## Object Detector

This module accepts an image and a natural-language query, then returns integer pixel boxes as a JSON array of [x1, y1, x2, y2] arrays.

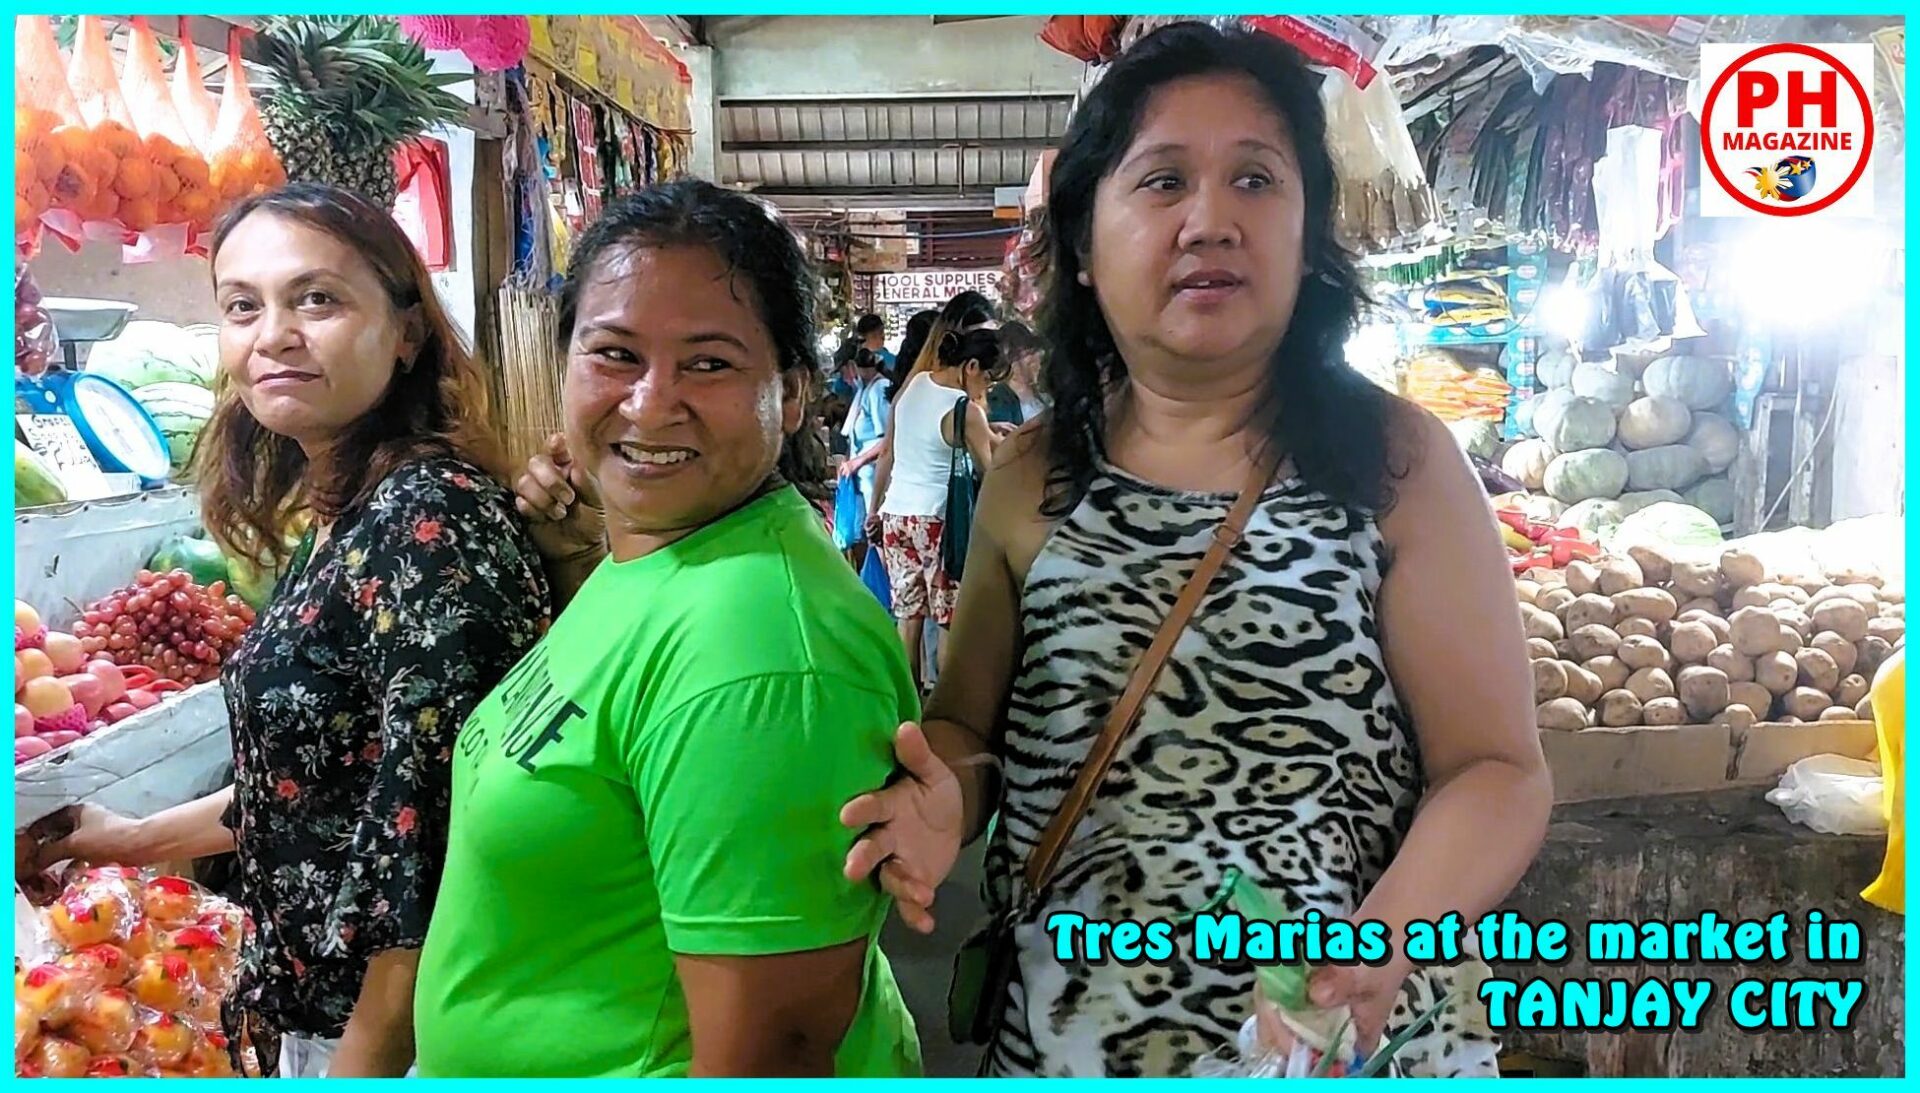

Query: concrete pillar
[[674, 44, 720, 182]]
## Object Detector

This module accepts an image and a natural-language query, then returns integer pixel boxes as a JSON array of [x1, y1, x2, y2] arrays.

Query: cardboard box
[[1543, 720, 1880, 804], [1543, 723, 1732, 804]]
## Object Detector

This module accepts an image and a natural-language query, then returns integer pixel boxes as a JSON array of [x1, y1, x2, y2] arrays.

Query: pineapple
[[250, 16, 467, 209]]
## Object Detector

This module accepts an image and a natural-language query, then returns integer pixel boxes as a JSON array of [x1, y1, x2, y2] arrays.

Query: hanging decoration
[[395, 15, 477, 51], [524, 16, 691, 132], [460, 16, 532, 72]]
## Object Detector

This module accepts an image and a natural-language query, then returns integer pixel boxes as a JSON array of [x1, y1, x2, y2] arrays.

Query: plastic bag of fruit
[[15, 262, 55, 378], [169, 24, 221, 159], [116, 17, 219, 263], [16, 865, 248, 1077], [13, 16, 96, 246], [40, 14, 147, 252], [205, 26, 286, 232]]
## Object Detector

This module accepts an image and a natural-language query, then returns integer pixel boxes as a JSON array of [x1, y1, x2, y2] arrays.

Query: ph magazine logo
[[1700, 43, 1876, 217]]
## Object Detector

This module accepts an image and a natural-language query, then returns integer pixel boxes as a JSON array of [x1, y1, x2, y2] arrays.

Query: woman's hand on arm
[[325, 949, 419, 1077], [513, 432, 606, 609], [841, 433, 1040, 932], [676, 941, 869, 1076], [1313, 404, 1550, 1047], [29, 789, 236, 872]]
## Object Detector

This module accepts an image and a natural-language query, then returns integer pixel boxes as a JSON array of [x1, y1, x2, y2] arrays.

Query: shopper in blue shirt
[[855, 313, 896, 373], [838, 345, 892, 541]]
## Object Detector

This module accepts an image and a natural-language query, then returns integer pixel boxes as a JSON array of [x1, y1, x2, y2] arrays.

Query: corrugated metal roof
[[719, 95, 1070, 201]]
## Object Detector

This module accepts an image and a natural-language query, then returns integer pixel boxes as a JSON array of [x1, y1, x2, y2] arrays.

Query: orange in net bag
[[65, 14, 143, 228], [116, 16, 218, 261], [120, 16, 216, 241], [13, 16, 105, 239], [206, 25, 286, 212]]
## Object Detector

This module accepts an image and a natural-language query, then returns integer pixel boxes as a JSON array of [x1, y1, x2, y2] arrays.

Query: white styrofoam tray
[[14, 681, 230, 828]]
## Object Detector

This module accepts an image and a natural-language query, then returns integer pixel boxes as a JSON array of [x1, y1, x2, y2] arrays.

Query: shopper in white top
[[869, 325, 1005, 691]]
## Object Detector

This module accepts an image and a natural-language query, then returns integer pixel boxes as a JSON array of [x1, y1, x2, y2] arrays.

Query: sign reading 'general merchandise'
[[873, 269, 1004, 305]]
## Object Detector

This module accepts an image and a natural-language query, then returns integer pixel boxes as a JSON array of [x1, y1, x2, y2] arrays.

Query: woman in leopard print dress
[[841, 23, 1549, 1077]]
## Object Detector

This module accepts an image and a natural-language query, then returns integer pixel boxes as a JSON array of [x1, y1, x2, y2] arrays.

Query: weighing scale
[[15, 296, 174, 492]]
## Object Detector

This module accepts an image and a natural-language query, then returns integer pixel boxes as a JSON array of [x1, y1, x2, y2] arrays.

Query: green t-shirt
[[412, 488, 923, 1077]]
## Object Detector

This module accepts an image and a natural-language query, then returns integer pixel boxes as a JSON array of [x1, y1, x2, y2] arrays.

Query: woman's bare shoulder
[[979, 418, 1058, 575]]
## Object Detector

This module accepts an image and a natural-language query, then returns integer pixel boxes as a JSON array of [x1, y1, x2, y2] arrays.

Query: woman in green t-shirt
[[411, 180, 923, 1078]]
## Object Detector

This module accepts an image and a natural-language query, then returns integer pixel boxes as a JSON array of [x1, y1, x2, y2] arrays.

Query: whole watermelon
[[148, 535, 230, 589], [134, 382, 216, 478], [84, 321, 211, 390]]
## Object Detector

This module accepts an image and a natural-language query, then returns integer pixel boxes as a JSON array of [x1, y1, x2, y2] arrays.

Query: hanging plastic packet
[[65, 15, 143, 236], [206, 26, 287, 215]]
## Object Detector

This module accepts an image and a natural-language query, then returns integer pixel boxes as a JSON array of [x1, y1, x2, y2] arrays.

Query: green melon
[[84, 321, 214, 392], [147, 535, 230, 589], [16, 440, 68, 508], [134, 382, 216, 479], [225, 552, 280, 611]]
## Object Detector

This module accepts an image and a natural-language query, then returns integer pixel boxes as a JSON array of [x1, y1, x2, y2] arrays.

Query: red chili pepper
[[1496, 510, 1532, 536], [146, 680, 187, 695]]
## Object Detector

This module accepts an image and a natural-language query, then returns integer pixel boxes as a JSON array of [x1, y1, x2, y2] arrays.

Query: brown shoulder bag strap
[[1020, 447, 1281, 898]]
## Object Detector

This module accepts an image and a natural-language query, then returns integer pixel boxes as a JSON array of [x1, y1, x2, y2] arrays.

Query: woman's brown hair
[[195, 182, 505, 566]]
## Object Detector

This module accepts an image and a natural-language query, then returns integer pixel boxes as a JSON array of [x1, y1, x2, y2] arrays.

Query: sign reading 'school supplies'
[[873, 269, 1004, 305]]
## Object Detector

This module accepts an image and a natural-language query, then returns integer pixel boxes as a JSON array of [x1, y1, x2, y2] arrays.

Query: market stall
[[488, 15, 693, 465]]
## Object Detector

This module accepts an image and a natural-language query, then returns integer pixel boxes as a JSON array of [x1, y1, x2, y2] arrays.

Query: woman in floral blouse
[[32, 184, 549, 1077]]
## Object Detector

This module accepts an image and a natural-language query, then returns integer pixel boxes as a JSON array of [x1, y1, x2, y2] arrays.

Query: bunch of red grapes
[[70, 571, 256, 686]]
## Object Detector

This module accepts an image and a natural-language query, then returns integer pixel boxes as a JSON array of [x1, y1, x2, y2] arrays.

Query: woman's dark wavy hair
[[555, 179, 832, 502], [1036, 21, 1394, 518], [198, 182, 505, 567]]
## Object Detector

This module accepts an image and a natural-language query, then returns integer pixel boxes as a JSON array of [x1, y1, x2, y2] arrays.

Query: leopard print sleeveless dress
[[980, 459, 1499, 1078]]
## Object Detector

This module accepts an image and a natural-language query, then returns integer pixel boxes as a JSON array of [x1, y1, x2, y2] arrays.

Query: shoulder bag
[[941, 396, 980, 580], [946, 448, 1280, 1052]]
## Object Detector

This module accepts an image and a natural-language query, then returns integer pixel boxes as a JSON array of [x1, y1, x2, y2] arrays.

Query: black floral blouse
[[218, 457, 549, 1042]]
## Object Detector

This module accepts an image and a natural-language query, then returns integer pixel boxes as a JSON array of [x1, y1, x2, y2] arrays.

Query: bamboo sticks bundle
[[495, 288, 564, 469]]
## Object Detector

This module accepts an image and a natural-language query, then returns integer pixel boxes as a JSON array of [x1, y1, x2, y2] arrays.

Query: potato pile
[[1519, 544, 1904, 731]]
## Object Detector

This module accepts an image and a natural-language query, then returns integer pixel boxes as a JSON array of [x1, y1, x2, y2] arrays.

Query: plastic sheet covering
[[1364, 15, 1795, 91]]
